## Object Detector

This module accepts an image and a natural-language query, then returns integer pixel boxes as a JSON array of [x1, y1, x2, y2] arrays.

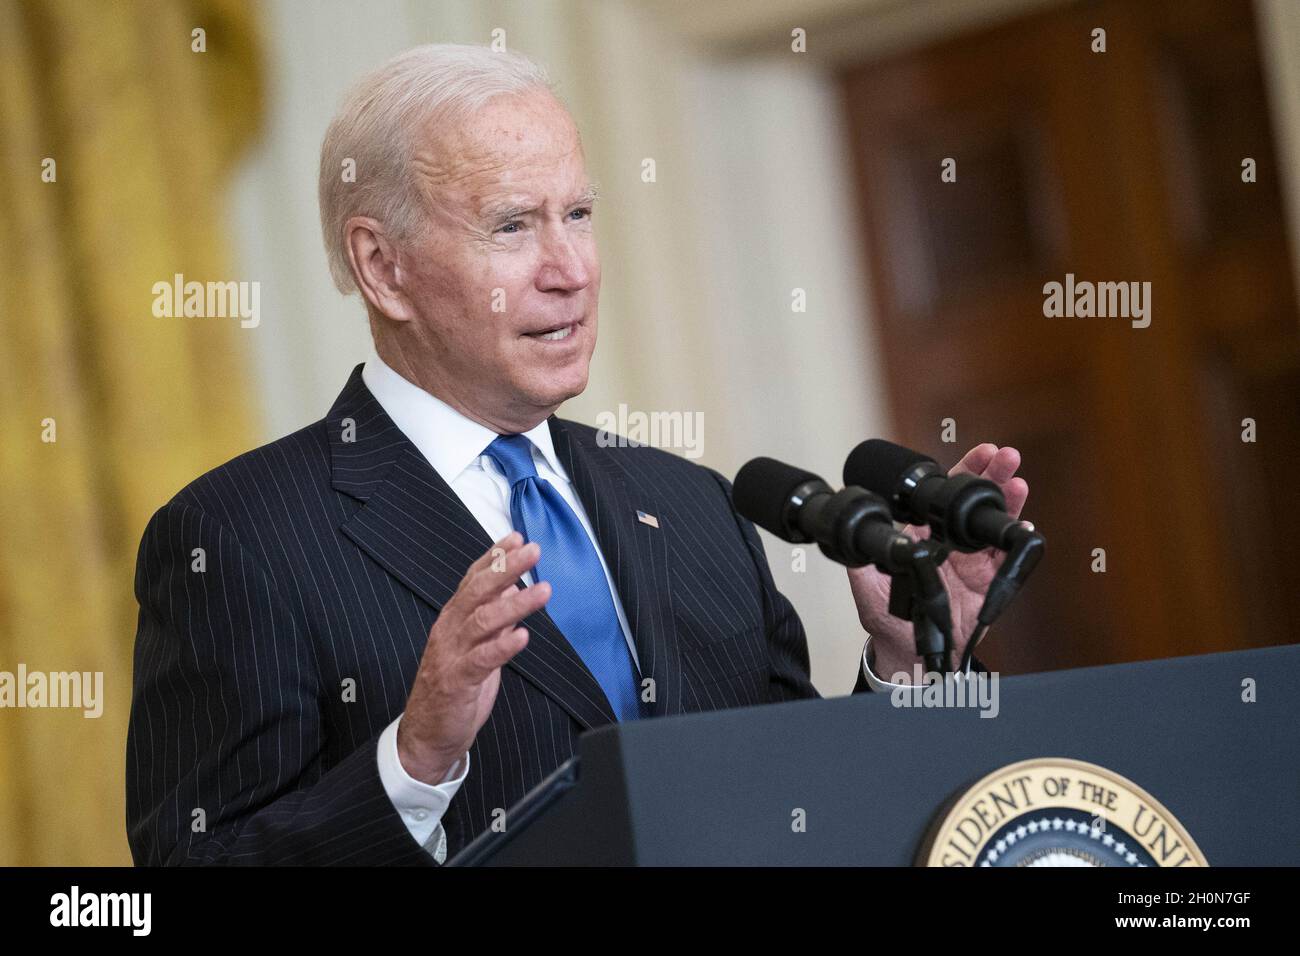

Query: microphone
[[843, 439, 1029, 553], [843, 439, 1045, 630], [732, 457, 915, 572], [733, 456, 955, 673]]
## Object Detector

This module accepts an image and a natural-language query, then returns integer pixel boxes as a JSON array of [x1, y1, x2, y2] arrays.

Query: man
[[127, 44, 1028, 866]]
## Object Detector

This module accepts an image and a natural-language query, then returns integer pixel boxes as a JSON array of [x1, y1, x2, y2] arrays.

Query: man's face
[[398, 88, 600, 429]]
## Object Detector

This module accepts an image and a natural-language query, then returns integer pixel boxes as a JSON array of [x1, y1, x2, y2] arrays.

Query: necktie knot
[[484, 434, 537, 486]]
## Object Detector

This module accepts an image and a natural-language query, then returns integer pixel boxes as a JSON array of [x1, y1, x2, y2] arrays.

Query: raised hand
[[846, 444, 1029, 680], [396, 532, 548, 783]]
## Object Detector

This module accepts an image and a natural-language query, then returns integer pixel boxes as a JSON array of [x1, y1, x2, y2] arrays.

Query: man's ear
[[344, 216, 416, 321]]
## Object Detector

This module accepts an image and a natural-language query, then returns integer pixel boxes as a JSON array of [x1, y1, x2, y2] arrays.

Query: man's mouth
[[523, 320, 579, 342]]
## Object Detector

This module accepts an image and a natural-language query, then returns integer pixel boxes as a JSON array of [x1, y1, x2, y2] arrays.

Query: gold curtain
[[0, 0, 263, 865]]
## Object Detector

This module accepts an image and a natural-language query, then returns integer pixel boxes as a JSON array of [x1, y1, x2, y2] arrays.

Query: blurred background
[[2, 0, 1297, 865]]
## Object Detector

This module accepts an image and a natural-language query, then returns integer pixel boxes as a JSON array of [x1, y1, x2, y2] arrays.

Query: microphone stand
[[885, 539, 954, 678], [780, 481, 958, 678], [957, 526, 1046, 674]]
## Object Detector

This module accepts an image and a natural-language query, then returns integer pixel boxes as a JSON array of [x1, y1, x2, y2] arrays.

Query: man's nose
[[535, 227, 592, 292]]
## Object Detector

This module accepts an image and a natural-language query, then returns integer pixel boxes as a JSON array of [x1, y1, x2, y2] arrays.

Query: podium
[[451, 644, 1299, 866]]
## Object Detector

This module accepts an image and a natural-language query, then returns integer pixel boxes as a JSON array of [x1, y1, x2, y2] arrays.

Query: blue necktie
[[483, 434, 644, 721]]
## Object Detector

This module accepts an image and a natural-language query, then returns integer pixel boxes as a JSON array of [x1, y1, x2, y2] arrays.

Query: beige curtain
[[0, 0, 263, 865]]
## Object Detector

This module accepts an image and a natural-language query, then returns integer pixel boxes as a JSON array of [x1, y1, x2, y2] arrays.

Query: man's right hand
[[396, 531, 547, 785]]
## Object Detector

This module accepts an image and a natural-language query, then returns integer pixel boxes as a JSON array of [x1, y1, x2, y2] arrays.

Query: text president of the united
[[126, 43, 1029, 865]]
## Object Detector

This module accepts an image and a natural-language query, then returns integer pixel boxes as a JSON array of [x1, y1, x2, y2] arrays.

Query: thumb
[[903, 523, 931, 541]]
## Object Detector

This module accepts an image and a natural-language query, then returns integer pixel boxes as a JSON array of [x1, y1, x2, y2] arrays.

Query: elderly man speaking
[[126, 44, 1028, 865]]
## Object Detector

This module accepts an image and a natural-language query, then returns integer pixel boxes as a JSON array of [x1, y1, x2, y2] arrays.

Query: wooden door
[[839, 0, 1299, 673]]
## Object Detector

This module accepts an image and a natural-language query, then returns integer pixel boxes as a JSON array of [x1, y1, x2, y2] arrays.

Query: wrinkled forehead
[[411, 90, 585, 203]]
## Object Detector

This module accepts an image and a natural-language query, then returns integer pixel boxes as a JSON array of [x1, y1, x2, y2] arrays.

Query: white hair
[[318, 43, 555, 294]]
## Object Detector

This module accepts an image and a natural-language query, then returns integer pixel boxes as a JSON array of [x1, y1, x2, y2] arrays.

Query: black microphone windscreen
[[733, 457, 823, 538], [843, 439, 936, 496]]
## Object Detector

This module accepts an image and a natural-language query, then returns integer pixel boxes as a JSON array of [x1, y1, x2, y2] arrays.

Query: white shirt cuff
[[377, 715, 470, 863], [860, 634, 918, 691]]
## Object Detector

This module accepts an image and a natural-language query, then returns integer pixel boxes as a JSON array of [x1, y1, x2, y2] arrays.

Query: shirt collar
[[360, 350, 566, 485]]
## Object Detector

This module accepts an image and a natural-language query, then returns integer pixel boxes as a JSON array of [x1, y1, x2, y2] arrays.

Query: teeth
[[537, 326, 573, 341]]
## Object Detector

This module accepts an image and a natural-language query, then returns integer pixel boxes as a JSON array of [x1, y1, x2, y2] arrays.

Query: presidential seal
[[919, 758, 1207, 867]]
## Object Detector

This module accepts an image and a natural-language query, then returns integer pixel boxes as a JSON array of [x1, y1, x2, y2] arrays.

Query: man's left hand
[[846, 443, 1029, 681]]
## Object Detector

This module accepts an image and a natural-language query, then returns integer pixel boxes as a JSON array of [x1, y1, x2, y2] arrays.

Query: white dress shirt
[[362, 351, 638, 862]]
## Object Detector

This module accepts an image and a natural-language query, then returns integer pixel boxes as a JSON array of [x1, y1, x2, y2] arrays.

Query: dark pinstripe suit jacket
[[127, 364, 863, 865]]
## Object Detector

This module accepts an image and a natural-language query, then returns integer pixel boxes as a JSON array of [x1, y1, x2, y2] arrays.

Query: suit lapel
[[328, 365, 617, 730], [550, 419, 683, 717]]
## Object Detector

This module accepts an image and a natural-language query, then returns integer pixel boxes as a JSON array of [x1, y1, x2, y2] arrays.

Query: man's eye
[[497, 221, 522, 235], [569, 207, 592, 222]]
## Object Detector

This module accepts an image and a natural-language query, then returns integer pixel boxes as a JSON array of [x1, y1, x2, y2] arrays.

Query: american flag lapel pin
[[635, 509, 660, 529]]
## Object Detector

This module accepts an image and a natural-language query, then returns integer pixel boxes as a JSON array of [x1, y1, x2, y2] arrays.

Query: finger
[[471, 580, 551, 637], [465, 627, 530, 678], [1003, 476, 1029, 519], [483, 530, 525, 562], [981, 446, 1022, 485], [459, 531, 526, 583], [493, 530, 524, 551], [462, 540, 541, 603], [948, 443, 998, 477], [902, 523, 932, 541]]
